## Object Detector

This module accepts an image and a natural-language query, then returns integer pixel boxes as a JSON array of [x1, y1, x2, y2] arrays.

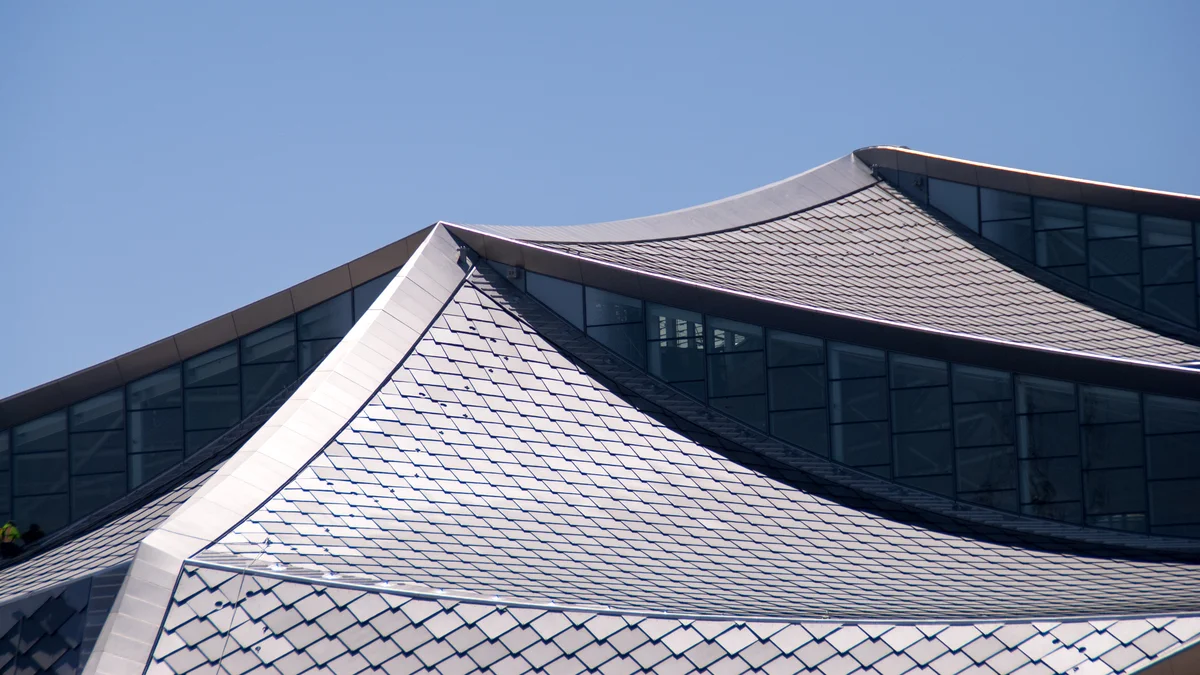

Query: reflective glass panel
[[1149, 479, 1200, 526], [891, 387, 950, 433], [768, 365, 826, 411], [1035, 229, 1085, 268], [982, 219, 1034, 260], [14, 452, 67, 496], [894, 431, 953, 477], [959, 489, 1018, 512], [129, 451, 183, 489], [771, 409, 828, 456], [587, 325, 646, 367], [709, 395, 767, 430], [1146, 434, 1200, 480], [70, 390, 124, 432], [13, 495, 69, 534], [186, 429, 226, 454], [585, 287, 642, 326], [957, 445, 1017, 492], [952, 365, 1010, 403], [646, 304, 703, 341], [1016, 376, 1074, 414], [1084, 468, 1145, 516], [1046, 264, 1087, 286], [241, 319, 297, 365], [13, 411, 68, 454], [185, 386, 241, 430], [1143, 216, 1192, 247], [70, 430, 125, 475], [708, 352, 765, 398], [1145, 396, 1200, 434], [980, 188, 1031, 221], [1142, 247, 1194, 285], [1034, 199, 1084, 231], [889, 354, 947, 389], [1018, 412, 1079, 459], [353, 269, 399, 320], [832, 422, 889, 469], [767, 331, 824, 367], [1024, 501, 1082, 523], [708, 317, 764, 353], [298, 292, 353, 341], [1088, 207, 1138, 239], [828, 343, 884, 379], [1144, 284, 1197, 326], [955, 401, 1015, 447], [1082, 423, 1144, 470], [128, 409, 183, 454], [647, 339, 704, 389], [127, 368, 182, 410], [0, 432, 7, 465], [897, 474, 954, 497], [928, 179, 979, 231], [184, 343, 239, 388], [830, 378, 887, 423], [526, 272, 584, 329], [1080, 386, 1139, 424], [299, 338, 343, 371], [1021, 457, 1082, 504], [242, 362, 299, 415], [1090, 274, 1141, 307], [1088, 238, 1140, 276], [71, 473, 126, 519]]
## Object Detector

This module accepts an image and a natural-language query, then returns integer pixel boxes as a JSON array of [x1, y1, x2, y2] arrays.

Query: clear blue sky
[[2, 1, 1198, 398]]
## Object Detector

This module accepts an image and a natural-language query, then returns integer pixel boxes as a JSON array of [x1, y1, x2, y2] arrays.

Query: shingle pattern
[[536, 183, 1200, 365], [0, 578, 91, 675], [151, 564, 1200, 675], [200, 275, 1200, 621]]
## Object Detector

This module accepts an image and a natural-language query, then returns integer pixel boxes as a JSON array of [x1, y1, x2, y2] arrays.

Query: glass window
[[1145, 396, 1200, 434], [1142, 247, 1194, 285], [1018, 412, 1079, 458], [980, 188, 1031, 221], [353, 269, 400, 320], [955, 401, 1014, 447], [1088, 237, 1140, 276], [129, 451, 183, 489], [14, 452, 67, 496], [768, 365, 826, 411], [832, 422, 889, 470], [646, 304, 704, 398], [891, 387, 950, 433], [185, 386, 241, 431], [0, 431, 8, 465], [1036, 229, 1085, 268], [709, 396, 767, 431], [708, 352, 765, 398], [768, 331, 824, 367], [897, 474, 954, 497], [186, 429, 226, 454], [128, 409, 183, 454], [299, 338, 343, 371], [1082, 423, 1144, 470], [1144, 284, 1197, 326], [830, 378, 887, 423], [298, 292, 353, 341], [1146, 434, 1200, 480], [1034, 199, 1084, 231], [646, 304, 703, 341], [828, 343, 884, 380], [242, 362, 299, 415], [982, 219, 1034, 260], [71, 473, 127, 520], [241, 319, 297, 365], [1149, 479, 1200, 526], [70, 390, 124, 432], [959, 489, 1018, 512], [70, 430, 125, 475], [526, 272, 584, 329], [13, 411, 68, 454], [585, 288, 642, 326], [13, 495, 69, 534], [184, 343, 239, 388], [957, 445, 1017, 492], [1085, 468, 1145, 517], [1081, 386, 1139, 424], [1143, 216, 1192, 247], [1088, 207, 1138, 239], [1016, 376, 1074, 414], [894, 431, 953, 477], [707, 317, 764, 353], [1045, 264, 1087, 286], [890, 354, 947, 389], [771, 410, 828, 456], [1090, 274, 1141, 307], [952, 365, 1010, 403], [1021, 457, 1082, 505], [487, 261, 525, 292], [127, 368, 182, 410], [928, 179, 979, 231], [587, 325, 646, 367]]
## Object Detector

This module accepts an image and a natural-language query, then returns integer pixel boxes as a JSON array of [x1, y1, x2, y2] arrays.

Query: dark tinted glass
[[127, 368, 182, 410], [298, 292, 353, 341], [129, 451, 183, 488], [982, 219, 1033, 260], [70, 430, 125, 475], [1142, 247, 1194, 285], [1018, 412, 1079, 459], [587, 324, 647, 367], [952, 365, 1010, 403], [771, 409, 828, 456], [1021, 457, 1082, 504], [708, 352, 765, 398], [1145, 396, 1200, 434], [980, 188, 1031, 221], [1035, 229, 1085, 267], [299, 338, 343, 371], [1046, 264, 1087, 286], [889, 354, 947, 388], [1143, 216, 1192, 247], [954, 401, 1014, 447], [830, 378, 887, 423], [185, 386, 241, 430], [1089, 274, 1141, 307], [585, 287, 642, 326], [1146, 434, 1200, 480], [1080, 386, 1139, 424], [70, 390, 124, 432], [928, 179, 979, 231], [14, 452, 67, 496], [1088, 237, 1140, 276], [647, 338, 705, 386], [891, 387, 950, 433], [957, 445, 1016, 492], [1023, 501, 1082, 523], [1082, 423, 1143, 470], [1034, 199, 1084, 231], [1084, 468, 1145, 516], [894, 431, 953, 477], [13, 412, 68, 454], [13, 495, 69, 533], [1088, 207, 1137, 239], [897, 474, 954, 497], [1149, 479, 1200, 526], [352, 269, 399, 320], [184, 343, 239, 388], [959, 489, 1018, 512], [828, 343, 885, 379], [832, 422, 889, 468], [71, 473, 126, 519], [186, 429, 226, 454], [526, 273, 584, 329], [708, 317, 764, 353], [768, 365, 826, 411], [1016, 376, 1074, 414], [241, 320, 297, 365], [646, 304, 703, 341], [767, 331, 823, 367], [709, 395, 766, 430], [1144, 284, 1197, 326], [242, 362, 299, 415], [128, 409, 183, 454]]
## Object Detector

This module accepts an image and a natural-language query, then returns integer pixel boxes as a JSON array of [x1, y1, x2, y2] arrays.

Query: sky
[[1, 1, 1198, 398]]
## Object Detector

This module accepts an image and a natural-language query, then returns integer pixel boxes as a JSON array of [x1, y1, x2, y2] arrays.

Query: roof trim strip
[[461, 153, 877, 244]]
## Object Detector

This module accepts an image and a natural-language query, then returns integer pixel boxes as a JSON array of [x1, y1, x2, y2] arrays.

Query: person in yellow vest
[[0, 520, 20, 559]]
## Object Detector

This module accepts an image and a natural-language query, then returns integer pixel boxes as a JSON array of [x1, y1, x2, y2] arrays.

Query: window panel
[[955, 401, 1015, 447], [980, 188, 1031, 221], [487, 261, 525, 292], [587, 324, 646, 367], [1089, 274, 1141, 307], [1089, 513, 1146, 533], [830, 378, 887, 423], [14, 452, 67, 496], [0, 432, 8, 467], [585, 287, 642, 326], [894, 431, 953, 477], [241, 319, 297, 365], [646, 304, 703, 341], [1145, 396, 1200, 434], [832, 422, 889, 469], [71, 473, 126, 520], [1085, 468, 1145, 516], [708, 352, 765, 398], [13, 412, 68, 454], [768, 365, 826, 411], [1016, 376, 1074, 414], [1021, 457, 1082, 505], [70, 390, 124, 432], [1144, 284, 1197, 326], [185, 386, 241, 431], [299, 338, 343, 371], [891, 387, 950, 433], [889, 354, 947, 389], [828, 343, 885, 380], [707, 317, 764, 353], [1046, 264, 1088, 286], [129, 451, 183, 489], [1035, 229, 1085, 268], [127, 368, 182, 410], [647, 338, 705, 387], [767, 331, 824, 367], [242, 362, 299, 415], [1080, 386, 1139, 424], [1034, 199, 1084, 231], [709, 396, 766, 430], [1143, 216, 1192, 247], [526, 273, 584, 329], [13, 495, 69, 534], [959, 489, 1018, 512], [1082, 423, 1144, 470], [771, 410, 828, 456], [128, 409, 183, 454], [186, 429, 226, 455], [353, 269, 400, 320], [1023, 501, 1082, 523], [1150, 479, 1200, 526], [1088, 237, 1140, 276], [1088, 207, 1138, 239], [952, 365, 1010, 403], [957, 445, 1017, 492], [982, 219, 1033, 260], [70, 430, 125, 475], [184, 343, 239, 388], [298, 292, 353, 341], [897, 474, 954, 497], [928, 179, 979, 231], [1146, 434, 1200, 480], [1018, 412, 1080, 459], [1142, 247, 1194, 285]]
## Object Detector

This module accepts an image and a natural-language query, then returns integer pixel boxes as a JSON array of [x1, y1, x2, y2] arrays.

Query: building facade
[[1, 147, 1198, 674]]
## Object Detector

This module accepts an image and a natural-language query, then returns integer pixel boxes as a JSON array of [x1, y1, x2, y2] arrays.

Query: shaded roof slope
[[516, 182, 1200, 364], [198, 270, 1200, 622]]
